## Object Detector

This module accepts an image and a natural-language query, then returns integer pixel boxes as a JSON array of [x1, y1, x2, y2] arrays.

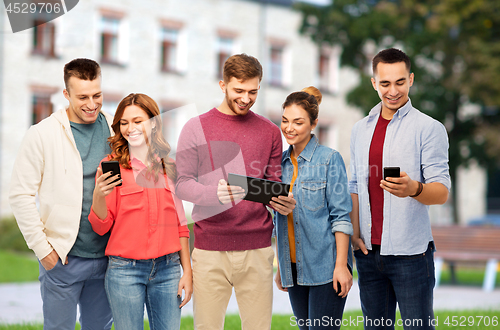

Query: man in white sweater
[[10, 59, 114, 330]]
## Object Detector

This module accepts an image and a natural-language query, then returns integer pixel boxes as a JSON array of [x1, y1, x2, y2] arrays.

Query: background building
[[2, 0, 487, 224], [0, 0, 363, 218]]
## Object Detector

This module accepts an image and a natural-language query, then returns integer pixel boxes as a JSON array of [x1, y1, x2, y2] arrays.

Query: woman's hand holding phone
[[91, 166, 122, 220], [95, 166, 122, 197]]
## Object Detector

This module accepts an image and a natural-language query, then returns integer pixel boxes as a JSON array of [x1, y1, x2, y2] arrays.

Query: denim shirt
[[349, 99, 451, 256], [275, 135, 353, 287]]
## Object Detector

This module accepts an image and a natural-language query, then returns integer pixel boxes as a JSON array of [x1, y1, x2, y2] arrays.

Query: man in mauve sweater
[[175, 53, 295, 330]]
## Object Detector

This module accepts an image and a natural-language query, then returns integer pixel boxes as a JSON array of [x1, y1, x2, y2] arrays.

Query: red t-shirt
[[368, 115, 391, 245]]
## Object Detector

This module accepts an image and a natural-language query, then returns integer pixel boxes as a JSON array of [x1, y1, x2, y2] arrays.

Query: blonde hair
[[301, 86, 322, 105]]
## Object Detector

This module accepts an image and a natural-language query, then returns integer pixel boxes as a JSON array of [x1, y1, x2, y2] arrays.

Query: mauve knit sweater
[[175, 108, 282, 251]]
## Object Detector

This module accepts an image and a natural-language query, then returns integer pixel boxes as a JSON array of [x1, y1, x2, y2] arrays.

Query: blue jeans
[[354, 243, 436, 330], [288, 263, 347, 330], [38, 255, 112, 330], [105, 253, 182, 330]]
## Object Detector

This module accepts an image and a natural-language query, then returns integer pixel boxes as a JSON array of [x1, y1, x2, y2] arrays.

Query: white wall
[[456, 163, 487, 224]]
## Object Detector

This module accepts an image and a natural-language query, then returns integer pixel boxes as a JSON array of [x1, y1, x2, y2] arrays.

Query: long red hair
[[108, 93, 177, 182]]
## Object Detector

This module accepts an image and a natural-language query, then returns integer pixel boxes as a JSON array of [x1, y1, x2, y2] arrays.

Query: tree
[[296, 0, 500, 223]]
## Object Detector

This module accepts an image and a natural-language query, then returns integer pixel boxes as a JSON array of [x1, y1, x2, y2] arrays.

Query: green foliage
[[346, 74, 380, 112], [0, 217, 30, 253], [296, 0, 500, 222]]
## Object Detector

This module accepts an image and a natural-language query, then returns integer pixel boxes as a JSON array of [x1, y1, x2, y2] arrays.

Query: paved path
[[1, 281, 499, 325]]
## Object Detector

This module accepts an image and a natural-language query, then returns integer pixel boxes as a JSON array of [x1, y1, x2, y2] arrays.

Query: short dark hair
[[223, 53, 263, 83], [63, 58, 101, 93], [372, 48, 411, 75]]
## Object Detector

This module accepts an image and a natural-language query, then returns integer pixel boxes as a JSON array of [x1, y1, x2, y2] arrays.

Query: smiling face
[[281, 103, 318, 155], [371, 61, 414, 118], [218, 77, 260, 116], [63, 76, 102, 124], [119, 105, 154, 149]]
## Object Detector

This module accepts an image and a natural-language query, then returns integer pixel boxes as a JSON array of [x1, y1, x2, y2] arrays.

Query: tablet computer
[[227, 173, 290, 205]]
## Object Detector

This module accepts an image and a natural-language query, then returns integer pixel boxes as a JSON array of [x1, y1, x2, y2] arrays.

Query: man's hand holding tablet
[[224, 173, 296, 215], [217, 179, 246, 204]]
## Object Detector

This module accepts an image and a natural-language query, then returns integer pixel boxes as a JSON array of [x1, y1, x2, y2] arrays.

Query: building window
[[318, 53, 330, 91], [100, 16, 120, 64], [161, 28, 179, 72], [161, 101, 186, 154], [32, 93, 53, 124], [317, 47, 340, 94], [317, 126, 328, 145], [269, 45, 284, 87], [32, 21, 56, 57], [216, 36, 234, 79]]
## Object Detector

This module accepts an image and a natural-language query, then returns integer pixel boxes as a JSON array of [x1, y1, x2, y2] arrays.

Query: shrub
[[0, 216, 31, 253]]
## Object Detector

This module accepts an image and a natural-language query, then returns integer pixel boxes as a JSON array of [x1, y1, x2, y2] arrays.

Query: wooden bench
[[432, 225, 500, 292]]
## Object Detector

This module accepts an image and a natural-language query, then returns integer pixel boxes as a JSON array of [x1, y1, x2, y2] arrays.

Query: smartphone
[[101, 161, 122, 186], [383, 167, 400, 183]]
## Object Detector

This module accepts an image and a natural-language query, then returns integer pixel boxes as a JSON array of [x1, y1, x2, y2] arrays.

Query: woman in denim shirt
[[271, 87, 353, 329]]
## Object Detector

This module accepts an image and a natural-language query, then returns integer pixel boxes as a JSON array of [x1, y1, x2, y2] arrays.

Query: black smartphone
[[101, 161, 122, 186], [383, 167, 400, 183]]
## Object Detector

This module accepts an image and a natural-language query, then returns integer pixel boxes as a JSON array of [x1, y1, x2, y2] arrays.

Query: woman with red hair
[[89, 93, 191, 330]]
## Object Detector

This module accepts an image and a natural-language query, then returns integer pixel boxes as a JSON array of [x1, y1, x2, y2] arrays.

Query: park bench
[[432, 225, 500, 292]]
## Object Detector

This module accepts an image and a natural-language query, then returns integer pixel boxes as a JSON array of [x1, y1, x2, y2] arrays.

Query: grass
[[0, 217, 39, 283], [6, 249, 498, 287], [439, 264, 500, 287], [1, 216, 497, 287], [0, 251, 38, 283], [1, 311, 499, 329], [1, 216, 499, 329], [0, 214, 498, 289]]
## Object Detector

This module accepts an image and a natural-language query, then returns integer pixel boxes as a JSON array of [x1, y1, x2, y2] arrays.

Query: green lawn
[[439, 264, 500, 287], [2, 247, 498, 288], [1, 217, 499, 329], [1, 216, 498, 287], [0, 250, 38, 283], [1, 311, 499, 329], [0, 249, 499, 329]]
